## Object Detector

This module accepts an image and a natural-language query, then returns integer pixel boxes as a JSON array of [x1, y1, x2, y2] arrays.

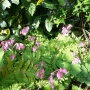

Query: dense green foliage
[[0, 0, 90, 90]]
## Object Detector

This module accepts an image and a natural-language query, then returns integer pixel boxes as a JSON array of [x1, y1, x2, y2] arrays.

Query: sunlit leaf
[[11, 0, 19, 5], [28, 3, 36, 16], [2, 0, 11, 10], [0, 36, 7, 41], [72, 85, 82, 90], [0, 28, 10, 40], [0, 20, 7, 28], [36, 0, 43, 6], [45, 19, 53, 32], [70, 64, 81, 75], [0, 48, 4, 68]]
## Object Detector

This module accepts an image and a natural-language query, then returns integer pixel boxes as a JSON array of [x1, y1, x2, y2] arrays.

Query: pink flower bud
[[11, 54, 16, 60], [36, 41, 40, 47], [79, 42, 84, 47], [28, 36, 35, 41], [67, 24, 72, 30], [32, 46, 37, 52], [41, 61, 45, 67]]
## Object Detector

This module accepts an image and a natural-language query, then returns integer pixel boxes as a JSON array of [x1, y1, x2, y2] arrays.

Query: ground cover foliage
[[0, 0, 90, 90]]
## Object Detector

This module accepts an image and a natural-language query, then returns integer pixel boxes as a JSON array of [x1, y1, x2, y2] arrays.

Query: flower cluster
[[57, 68, 68, 79], [28, 35, 40, 52], [36, 68, 45, 79], [36, 61, 45, 79], [1, 39, 15, 51], [32, 41, 40, 52], [72, 57, 81, 64], [20, 26, 29, 36], [49, 68, 68, 90], [61, 24, 72, 36], [71, 51, 81, 64], [15, 43, 25, 50]]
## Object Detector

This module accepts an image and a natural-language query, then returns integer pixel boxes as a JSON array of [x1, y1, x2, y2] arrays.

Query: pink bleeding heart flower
[[57, 69, 63, 79], [20, 26, 29, 36], [32, 46, 37, 52], [57, 68, 68, 79], [1, 39, 15, 51], [61, 24, 72, 36], [49, 72, 54, 90], [79, 42, 84, 47], [15, 43, 25, 50], [67, 24, 73, 30], [36, 41, 40, 47]]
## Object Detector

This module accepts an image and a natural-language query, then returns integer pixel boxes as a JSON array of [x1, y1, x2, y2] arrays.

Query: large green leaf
[[0, 48, 4, 68], [45, 19, 53, 32], [85, 63, 90, 72], [0, 28, 10, 41], [0, 35, 7, 41], [28, 3, 36, 16], [58, 0, 66, 6], [42, 0, 56, 9], [70, 64, 81, 76], [0, 20, 7, 28]]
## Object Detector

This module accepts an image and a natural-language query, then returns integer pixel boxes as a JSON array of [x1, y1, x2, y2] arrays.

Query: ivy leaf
[[45, 19, 53, 32], [11, 0, 19, 5], [0, 48, 4, 68], [2, 0, 11, 10], [28, 3, 36, 16]]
